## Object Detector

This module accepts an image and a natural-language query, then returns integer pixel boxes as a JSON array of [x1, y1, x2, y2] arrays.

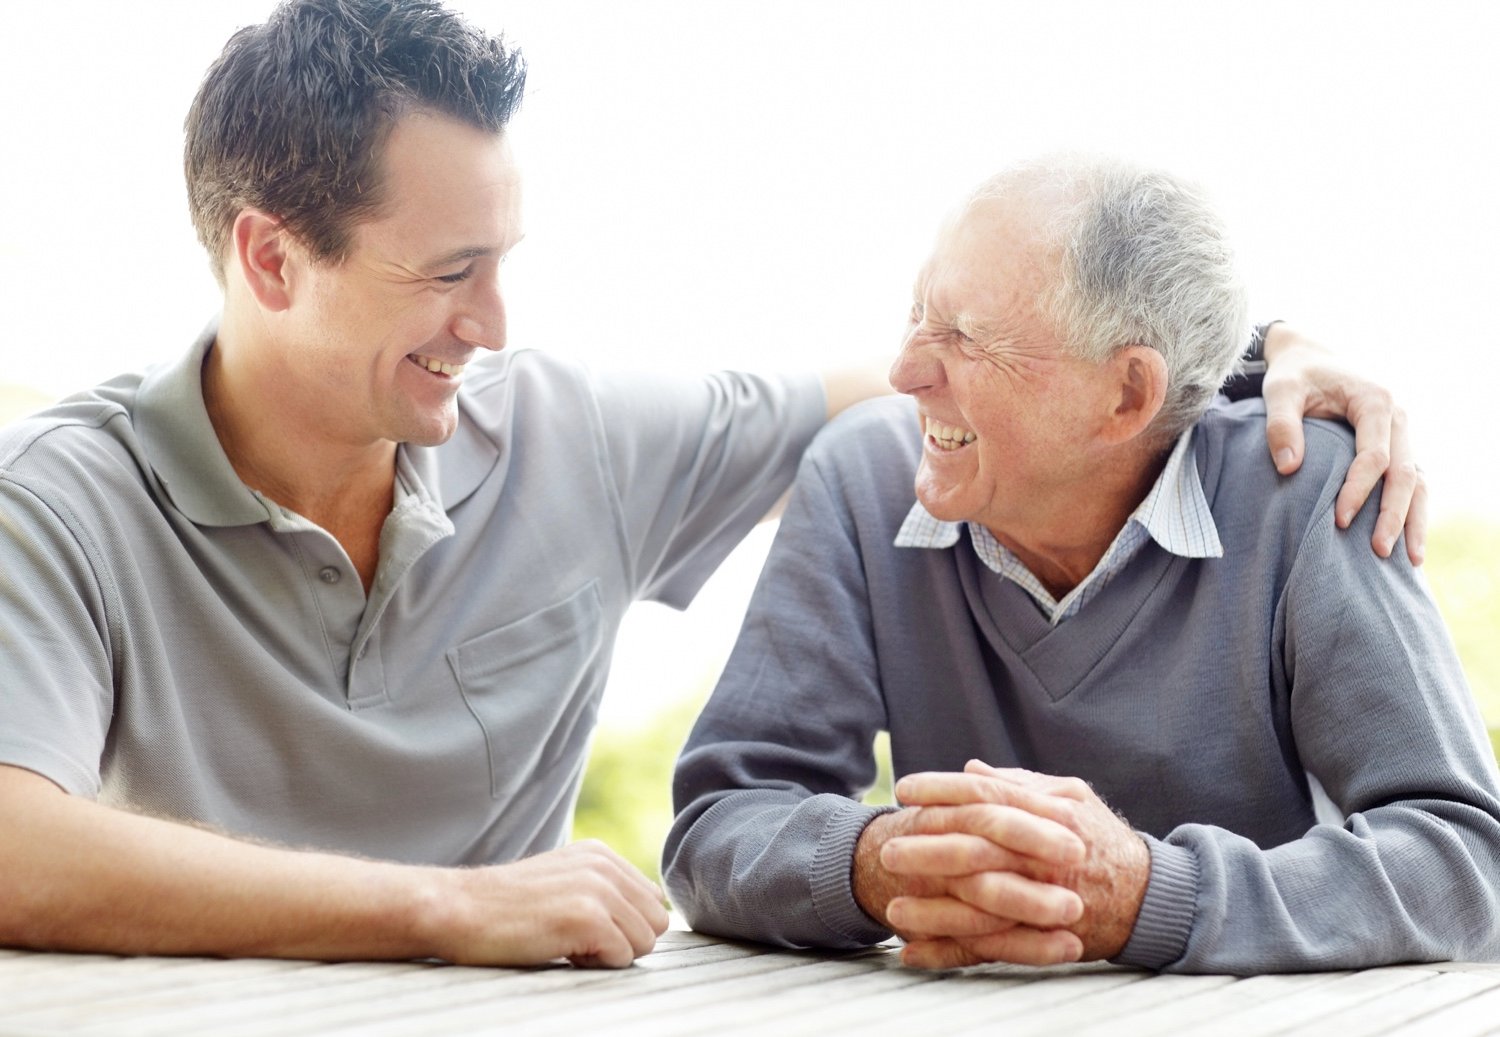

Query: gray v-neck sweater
[[665, 395, 1500, 972]]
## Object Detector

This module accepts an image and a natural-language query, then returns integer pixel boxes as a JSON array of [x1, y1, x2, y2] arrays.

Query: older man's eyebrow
[[954, 313, 994, 339]]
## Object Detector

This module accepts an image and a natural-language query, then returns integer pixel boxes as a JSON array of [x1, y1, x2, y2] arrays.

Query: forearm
[[1129, 794, 1500, 973], [0, 766, 437, 960], [1125, 470, 1500, 973], [665, 450, 895, 948], [664, 780, 891, 949], [819, 358, 896, 421]]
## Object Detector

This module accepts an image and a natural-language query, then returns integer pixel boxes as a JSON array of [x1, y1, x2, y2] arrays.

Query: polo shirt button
[[318, 566, 341, 584]]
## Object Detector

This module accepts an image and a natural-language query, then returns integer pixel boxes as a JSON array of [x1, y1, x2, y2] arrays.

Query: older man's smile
[[924, 415, 976, 452]]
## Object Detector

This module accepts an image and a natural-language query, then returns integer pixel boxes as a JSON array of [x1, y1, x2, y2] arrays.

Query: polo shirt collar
[[405, 393, 502, 512], [136, 320, 500, 527], [135, 322, 270, 528]]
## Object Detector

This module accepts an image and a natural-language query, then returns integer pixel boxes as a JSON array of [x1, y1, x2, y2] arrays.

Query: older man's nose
[[889, 334, 942, 396]]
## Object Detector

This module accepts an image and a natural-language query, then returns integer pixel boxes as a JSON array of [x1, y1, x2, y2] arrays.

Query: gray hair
[[974, 155, 1249, 438]]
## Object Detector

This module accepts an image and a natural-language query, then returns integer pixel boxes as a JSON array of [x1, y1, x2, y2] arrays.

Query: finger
[[898, 772, 1086, 844], [622, 879, 671, 938], [898, 771, 1070, 819], [963, 761, 1092, 801], [886, 895, 1020, 939], [570, 840, 671, 934], [901, 803, 1085, 866], [881, 832, 1023, 877], [1366, 406, 1417, 559], [1334, 415, 1393, 535], [1261, 377, 1311, 474], [1370, 460, 1419, 559], [566, 842, 670, 955], [607, 873, 671, 948], [901, 928, 1084, 970], [615, 902, 663, 960], [1404, 472, 1428, 566], [566, 922, 638, 969], [947, 869, 1084, 929]]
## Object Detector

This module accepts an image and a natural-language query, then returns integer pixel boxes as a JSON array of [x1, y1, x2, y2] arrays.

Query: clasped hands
[[852, 760, 1150, 970]]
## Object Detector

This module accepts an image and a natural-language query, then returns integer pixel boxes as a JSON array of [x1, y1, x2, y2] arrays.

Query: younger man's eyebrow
[[423, 245, 498, 272]]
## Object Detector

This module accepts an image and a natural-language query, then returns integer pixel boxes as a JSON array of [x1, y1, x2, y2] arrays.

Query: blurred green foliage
[[576, 517, 1500, 883], [0, 385, 51, 424], [1425, 517, 1500, 722], [573, 699, 895, 884], [570, 693, 704, 884]]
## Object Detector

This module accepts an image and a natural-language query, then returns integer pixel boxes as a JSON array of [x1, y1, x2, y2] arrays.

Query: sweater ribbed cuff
[[1113, 835, 1199, 970], [809, 801, 898, 947]]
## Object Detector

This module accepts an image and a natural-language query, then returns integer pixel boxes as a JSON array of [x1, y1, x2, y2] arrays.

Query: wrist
[[1258, 319, 1292, 363], [1219, 320, 1280, 402], [397, 864, 465, 962], [851, 810, 905, 926]]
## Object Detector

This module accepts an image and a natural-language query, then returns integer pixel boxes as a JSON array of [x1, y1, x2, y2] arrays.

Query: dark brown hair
[[184, 0, 526, 282]]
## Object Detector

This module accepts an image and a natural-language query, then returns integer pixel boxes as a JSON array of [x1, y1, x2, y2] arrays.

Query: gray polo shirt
[[0, 325, 824, 865]]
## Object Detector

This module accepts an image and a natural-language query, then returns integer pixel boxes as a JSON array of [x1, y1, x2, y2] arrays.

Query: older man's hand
[[852, 779, 1089, 966], [1262, 323, 1426, 564], [873, 761, 1151, 970]]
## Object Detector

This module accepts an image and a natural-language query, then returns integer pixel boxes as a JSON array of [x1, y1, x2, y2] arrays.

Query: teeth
[[411, 354, 466, 378], [924, 416, 976, 451]]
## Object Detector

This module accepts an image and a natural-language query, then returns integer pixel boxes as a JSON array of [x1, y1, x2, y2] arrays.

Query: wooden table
[[4, 929, 1500, 1036]]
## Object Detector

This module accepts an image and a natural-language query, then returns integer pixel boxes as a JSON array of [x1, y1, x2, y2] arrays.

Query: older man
[[664, 156, 1500, 972]]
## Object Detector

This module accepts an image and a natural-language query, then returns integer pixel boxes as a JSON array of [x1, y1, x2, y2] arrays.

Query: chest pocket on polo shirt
[[449, 581, 605, 800]]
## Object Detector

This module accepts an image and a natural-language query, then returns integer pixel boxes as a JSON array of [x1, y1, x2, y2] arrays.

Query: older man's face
[[889, 195, 1118, 536]]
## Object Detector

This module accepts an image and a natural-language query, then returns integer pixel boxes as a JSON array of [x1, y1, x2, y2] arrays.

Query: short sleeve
[[0, 474, 115, 795], [592, 369, 825, 608]]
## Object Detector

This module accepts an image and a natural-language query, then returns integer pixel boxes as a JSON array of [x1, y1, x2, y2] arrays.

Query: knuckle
[[1052, 800, 1083, 830], [1058, 777, 1091, 800], [1360, 446, 1391, 472]]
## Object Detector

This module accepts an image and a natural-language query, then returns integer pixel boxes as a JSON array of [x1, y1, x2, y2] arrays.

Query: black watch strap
[[1220, 320, 1281, 402]]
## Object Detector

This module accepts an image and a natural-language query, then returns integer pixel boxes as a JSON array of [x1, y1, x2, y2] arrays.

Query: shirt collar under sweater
[[893, 426, 1223, 625]]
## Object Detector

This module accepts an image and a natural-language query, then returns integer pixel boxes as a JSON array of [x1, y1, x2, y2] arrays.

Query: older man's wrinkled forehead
[[913, 179, 1068, 330]]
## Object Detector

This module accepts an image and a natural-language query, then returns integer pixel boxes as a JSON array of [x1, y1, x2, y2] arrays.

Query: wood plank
[[1375, 978, 1500, 1036], [235, 948, 837, 1036], [8, 960, 422, 1035], [266, 947, 820, 1036], [325, 954, 881, 1036], [1, 938, 1495, 1037], [966, 970, 1238, 1036], [1278, 970, 1500, 1037], [528, 958, 947, 1036], [1038, 970, 1351, 1036], [668, 964, 1144, 1036], [1166, 967, 1438, 1037]]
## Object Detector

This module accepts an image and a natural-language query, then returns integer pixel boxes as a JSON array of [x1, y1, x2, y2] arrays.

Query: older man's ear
[[1098, 345, 1168, 447]]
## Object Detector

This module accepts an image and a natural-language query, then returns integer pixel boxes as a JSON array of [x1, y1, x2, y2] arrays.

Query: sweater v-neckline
[[956, 536, 1184, 702]]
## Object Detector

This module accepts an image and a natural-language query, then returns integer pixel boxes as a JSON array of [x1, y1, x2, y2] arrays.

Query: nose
[[888, 324, 944, 396], [451, 268, 507, 352]]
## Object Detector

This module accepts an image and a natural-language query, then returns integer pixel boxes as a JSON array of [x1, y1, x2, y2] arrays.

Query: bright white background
[[3, 1, 1496, 721]]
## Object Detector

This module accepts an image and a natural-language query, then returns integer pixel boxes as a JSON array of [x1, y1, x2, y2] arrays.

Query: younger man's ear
[[1100, 345, 1168, 446], [229, 209, 296, 312]]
